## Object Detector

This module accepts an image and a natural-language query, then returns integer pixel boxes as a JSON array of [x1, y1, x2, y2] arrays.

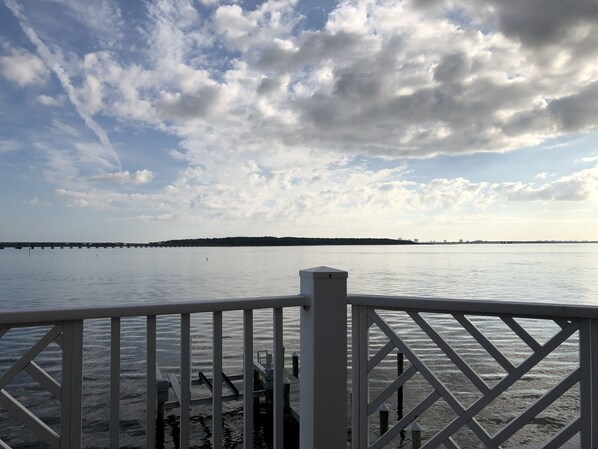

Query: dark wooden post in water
[[292, 352, 299, 378], [410, 422, 422, 449], [283, 377, 291, 415], [378, 403, 389, 435], [397, 350, 404, 420]]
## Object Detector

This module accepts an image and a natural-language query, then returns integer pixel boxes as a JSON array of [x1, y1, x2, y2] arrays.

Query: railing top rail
[[348, 294, 598, 320], [0, 294, 307, 326]]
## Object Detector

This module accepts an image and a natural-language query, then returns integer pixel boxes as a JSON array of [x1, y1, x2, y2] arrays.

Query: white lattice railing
[[2, 267, 598, 449], [349, 295, 598, 449]]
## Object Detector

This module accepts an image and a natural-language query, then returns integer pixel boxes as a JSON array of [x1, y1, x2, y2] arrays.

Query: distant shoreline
[[1, 237, 597, 249]]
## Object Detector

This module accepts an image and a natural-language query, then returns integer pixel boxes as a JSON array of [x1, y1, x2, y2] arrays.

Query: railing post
[[60, 320, 83, 449], [299, 266, 348, 449]]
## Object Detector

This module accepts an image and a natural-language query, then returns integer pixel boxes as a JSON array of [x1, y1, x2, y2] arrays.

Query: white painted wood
[[591, 319, 598, 446], [180, 313, 191, 449], [24, 361, 60, 399], [493, 368, 580, 445], [243, 309, 254, 449], [421, 321, 578, 448], [110, 317, 120, 449], [0, 325, 61, 389], [579, 319, 591, 447], [542, 420, 581, 449], [369, 391, 440, 449], [444, 438, 461, 449], [0, 389, 60, 448], [60, 323, 73, 449], [367, 340, 395, 373], [351, 305, 363, 449], [367, 365, 417, 415], [370, 310, 498, 447], [146, 316, 157, 449], [0, 295, 307, 325], [348, 294, 598, 320], [453, 314, 515, 373], [60, 320, 83, 449], [409, 312, 489, 394], [299, 267, 348, 449], [213, 311, 223, 449], [502, 317, 541, 351], [273, 307, 284, 449], [167, 371, 182, 404]]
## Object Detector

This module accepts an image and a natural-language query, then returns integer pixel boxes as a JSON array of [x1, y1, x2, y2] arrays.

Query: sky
[[1, 0, 597, 243]]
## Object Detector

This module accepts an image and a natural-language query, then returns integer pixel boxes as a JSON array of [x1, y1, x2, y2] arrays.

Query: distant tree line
[[152, 236, 416, 247]]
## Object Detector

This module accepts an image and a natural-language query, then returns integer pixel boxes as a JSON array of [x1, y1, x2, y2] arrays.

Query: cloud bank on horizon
[[0, 0, 597, 241]]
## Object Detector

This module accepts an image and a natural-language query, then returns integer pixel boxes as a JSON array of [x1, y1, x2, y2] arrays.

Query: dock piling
[[397, 350, 404, 420], [378, 403, 389, 435], [292, 352, 299, 378], [283, 377, 291, 415], [410, 422, 422, 449]]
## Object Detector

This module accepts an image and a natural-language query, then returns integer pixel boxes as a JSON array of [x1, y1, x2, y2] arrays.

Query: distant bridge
[[0, 242, 166, 250]]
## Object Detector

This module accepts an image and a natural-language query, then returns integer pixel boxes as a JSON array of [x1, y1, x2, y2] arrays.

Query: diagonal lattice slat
[[0, 326, 62, 389], [370, 391, 441, 449], [369, 310, 498, 448], [422, 320, 578, 448], [501, 317, 542, 352], [409, 312, 490, 394], [0, 325, 66, 449], [363, 308, 580, 449], [24, 361, 61, 399], [0, 389, 60, 448], [368, 365, 417, 415], [493, 368, 580, 445], [368, 341, 396, 373], [452, 314, 516, 374]]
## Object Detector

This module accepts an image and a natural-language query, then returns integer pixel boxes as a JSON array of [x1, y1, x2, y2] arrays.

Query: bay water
[[1, 244, 597, 448]]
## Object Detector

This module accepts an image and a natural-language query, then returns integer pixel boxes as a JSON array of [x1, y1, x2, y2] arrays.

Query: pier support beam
[[299, 267, 348, 449]]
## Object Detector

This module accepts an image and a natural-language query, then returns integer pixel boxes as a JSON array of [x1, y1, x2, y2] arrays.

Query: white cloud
[[0, 47, 48, 86], [90, 170, 154, 185], [4, 0, 122, 170], [576, 155, 598, 163], [492, 165, 598, 202], [0, 139, 21, 153], [37, 94, 62, 106], [5, 0, 598, 240], [132, 214, 177, 222]]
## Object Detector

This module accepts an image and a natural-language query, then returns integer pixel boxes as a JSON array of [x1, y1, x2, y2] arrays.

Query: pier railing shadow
[[1, 266, 597, 448]]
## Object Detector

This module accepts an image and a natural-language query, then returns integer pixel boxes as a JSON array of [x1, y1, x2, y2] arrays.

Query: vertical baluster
[[352, 305, 369, 449], [243, 310, 254, 449], [61, 320, 84, 449], [213, 311, 223, 449], [580, 319, 591, 447], [181, 313, 191, 449], [273, 308, 284, 449], [592, 319, 598, 445], [146, 316, 157, 449], [110, 317, 120, 449]]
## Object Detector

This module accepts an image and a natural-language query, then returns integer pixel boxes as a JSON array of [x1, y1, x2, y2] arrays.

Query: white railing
[[0, 295, 308, 449], [1, 267, 598, 449], [349, 294, 598, 448]]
